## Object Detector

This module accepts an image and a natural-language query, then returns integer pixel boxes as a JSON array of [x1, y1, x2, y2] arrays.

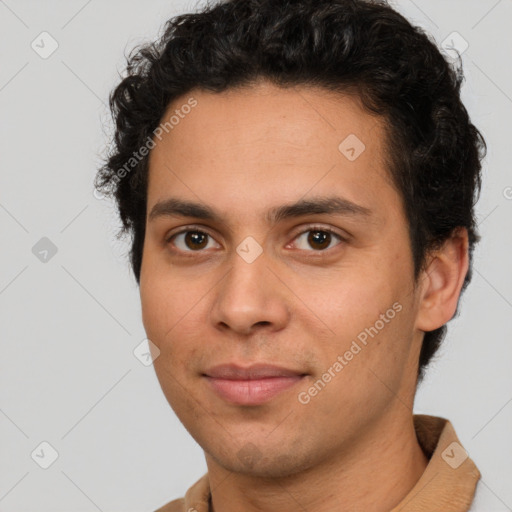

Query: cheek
[[305, 267, 397, 332], [298, 255, 413, 370], [139, 263, 184, 360], [139, 277, 167, 347], [140, 270, 202, 411], [139, 266, 210, 371], [140, 249, 192, 343]]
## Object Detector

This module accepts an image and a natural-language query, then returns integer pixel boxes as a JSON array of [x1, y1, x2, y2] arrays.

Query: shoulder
[[153, 472, 210, 512], [153, 497, 185, 512]]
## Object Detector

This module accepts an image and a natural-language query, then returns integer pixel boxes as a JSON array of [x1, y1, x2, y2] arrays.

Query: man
[[95, 0, 489, 510]]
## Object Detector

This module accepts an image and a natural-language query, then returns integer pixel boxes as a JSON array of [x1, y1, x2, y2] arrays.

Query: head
[[96, 0, 485, 477]]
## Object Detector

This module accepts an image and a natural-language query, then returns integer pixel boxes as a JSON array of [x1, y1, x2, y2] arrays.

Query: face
[[140, 81, 425, 478]]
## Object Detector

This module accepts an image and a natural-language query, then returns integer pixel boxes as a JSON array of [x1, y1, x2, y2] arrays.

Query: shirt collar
[[390, 414, 480, 511], [179, 414, 480, 512]]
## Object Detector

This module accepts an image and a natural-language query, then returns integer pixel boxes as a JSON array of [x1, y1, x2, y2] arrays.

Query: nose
[[209, 247, 291, 337]]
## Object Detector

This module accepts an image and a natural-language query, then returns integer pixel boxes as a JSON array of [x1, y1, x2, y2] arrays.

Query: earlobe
[[415, 228, 469, 333]]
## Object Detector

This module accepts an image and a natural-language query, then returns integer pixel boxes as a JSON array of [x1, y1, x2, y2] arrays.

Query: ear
[[415, 228, 469, 332]]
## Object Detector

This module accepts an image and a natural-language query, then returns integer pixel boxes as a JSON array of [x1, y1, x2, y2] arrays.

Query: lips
[[203, 363, 307, 405], [204, 363, 306, 379]]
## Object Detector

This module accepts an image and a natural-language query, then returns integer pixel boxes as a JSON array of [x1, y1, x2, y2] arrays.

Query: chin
[[209, 446, 317, 480]]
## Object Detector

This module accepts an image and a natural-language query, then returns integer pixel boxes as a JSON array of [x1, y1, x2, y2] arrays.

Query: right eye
[[166, 229, 221, 253]]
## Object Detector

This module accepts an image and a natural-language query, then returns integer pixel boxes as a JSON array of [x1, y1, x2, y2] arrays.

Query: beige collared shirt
[[155, 414, 481, 512]]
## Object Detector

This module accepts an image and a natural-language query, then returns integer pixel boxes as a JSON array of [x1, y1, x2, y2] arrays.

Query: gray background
[[1, 0, 511, 510]]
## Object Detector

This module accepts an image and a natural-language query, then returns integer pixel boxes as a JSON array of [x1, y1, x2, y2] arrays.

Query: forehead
[[146, 82, 396, 225]]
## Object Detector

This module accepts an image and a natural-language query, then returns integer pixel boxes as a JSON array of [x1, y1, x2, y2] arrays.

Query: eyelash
[[165, 225, 347, 255]]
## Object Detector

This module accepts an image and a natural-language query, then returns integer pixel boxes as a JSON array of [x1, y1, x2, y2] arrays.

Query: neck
[[206, 410, 429, 512]]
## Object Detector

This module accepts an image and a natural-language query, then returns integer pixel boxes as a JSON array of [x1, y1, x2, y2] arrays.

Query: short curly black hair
[[95, 0, 486, 383]]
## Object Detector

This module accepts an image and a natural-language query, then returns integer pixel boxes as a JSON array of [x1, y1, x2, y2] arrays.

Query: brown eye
[[292, 227, 344, 251], [308, 230, 331, 250], [184, 231, 208, 250], [168, 230, 220, 252]]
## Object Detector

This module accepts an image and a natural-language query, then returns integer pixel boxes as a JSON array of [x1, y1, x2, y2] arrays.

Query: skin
[[139, 80, 469, 512]]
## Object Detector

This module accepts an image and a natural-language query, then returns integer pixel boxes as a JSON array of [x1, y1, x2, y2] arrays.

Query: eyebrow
[[148, 195, 372, 225]]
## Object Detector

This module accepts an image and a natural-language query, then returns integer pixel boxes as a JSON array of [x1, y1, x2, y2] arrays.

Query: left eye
[[291, 228, 344, 251]]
